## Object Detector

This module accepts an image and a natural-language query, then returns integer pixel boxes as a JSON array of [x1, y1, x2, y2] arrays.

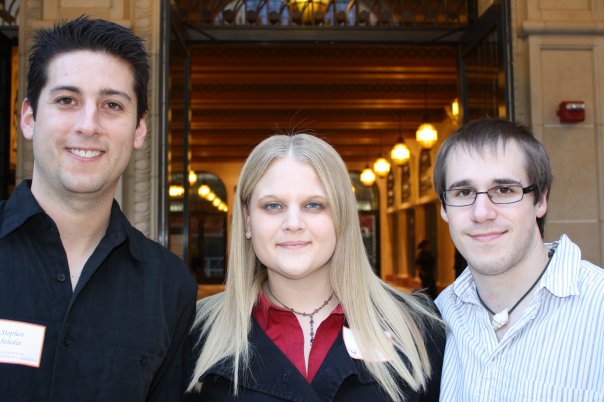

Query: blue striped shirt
[[435, 235, 604, 401]]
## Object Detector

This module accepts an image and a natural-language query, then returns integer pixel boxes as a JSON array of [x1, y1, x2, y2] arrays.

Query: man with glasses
[[433, 119, 603, 401]]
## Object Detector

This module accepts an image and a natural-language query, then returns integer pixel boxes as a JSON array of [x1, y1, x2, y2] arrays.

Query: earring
[[245, 231, 251, 239]]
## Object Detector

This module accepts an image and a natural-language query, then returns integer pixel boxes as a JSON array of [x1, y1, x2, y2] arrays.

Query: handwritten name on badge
[[0, 319, 46, 368], [342, 326, 391, 362]]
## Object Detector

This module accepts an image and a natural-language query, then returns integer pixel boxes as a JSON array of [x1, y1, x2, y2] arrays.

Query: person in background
[[416, 239, 437, 299], [0, 17, 197, 401], [185, 133, 445, 401], [433, 118, 604, 401], [453, 248, 467, 278]]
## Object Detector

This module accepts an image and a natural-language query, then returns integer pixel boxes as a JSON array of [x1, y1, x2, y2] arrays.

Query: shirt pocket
[[97, 347, 162, 402], [515, 379, 604, 402]]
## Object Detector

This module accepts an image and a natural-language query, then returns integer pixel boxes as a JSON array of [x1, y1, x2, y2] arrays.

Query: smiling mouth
[[278, 241, 309, 248], [469, 231, 505, 241], [67, 148, 104, 158]]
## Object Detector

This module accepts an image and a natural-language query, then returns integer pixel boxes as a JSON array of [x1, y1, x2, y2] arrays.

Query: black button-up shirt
[[0, 181, 197, 401]]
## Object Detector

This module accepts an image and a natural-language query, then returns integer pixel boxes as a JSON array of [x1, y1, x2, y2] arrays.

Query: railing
[[0, 1, 18, 26], [178, 0, 472, 29]]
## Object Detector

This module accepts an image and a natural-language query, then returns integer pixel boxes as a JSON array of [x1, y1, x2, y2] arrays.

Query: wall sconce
[[373, 156, 391, 177], [446, 98, 460, 126], [360, 165, 376, 186], [390, 136, 410, 165], [188, 170, 198, 186], [451, 98, 460, 118]]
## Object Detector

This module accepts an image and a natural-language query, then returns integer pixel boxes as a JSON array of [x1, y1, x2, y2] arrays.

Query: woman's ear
[[243, 204, 251, 239]]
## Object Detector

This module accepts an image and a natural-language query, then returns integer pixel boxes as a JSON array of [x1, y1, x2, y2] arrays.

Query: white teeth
[[69, 148, 103, 158]]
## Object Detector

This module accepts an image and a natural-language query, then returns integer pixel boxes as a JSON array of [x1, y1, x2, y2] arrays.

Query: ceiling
[[168, 42, 459, 169], [168, 0, 465, 169]]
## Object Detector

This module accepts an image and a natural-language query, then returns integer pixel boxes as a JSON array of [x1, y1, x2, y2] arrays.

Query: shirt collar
[[1, 180, 145, 263], [539, 234, 580, 298], [106, 199, 147, 263], [452, 268, 477, 304], [0, 180, 45, 239]]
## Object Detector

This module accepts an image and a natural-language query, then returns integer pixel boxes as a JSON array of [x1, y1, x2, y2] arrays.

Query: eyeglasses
[[442, 184, 535, 207]]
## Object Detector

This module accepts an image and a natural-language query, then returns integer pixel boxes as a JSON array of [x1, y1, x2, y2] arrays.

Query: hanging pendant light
[[373, 155, 391, 177], [391, 138, 410, 165], [391, 115, 410, 165], [197, 184, 211, 198], [360, 164, 376, 186], [373, 132, 391, 177], [169, 185, 185, 198], [416, 80, 438, 149], [416, 121, 438, 148]]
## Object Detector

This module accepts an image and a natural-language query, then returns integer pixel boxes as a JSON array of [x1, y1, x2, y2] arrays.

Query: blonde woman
[[186, 134, 444, 401]]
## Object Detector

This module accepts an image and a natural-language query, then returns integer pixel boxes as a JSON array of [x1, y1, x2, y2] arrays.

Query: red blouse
[[253, 292, 345, 382]]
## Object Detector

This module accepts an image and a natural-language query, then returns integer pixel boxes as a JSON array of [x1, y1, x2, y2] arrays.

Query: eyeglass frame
[[441, 184, 536, 207]]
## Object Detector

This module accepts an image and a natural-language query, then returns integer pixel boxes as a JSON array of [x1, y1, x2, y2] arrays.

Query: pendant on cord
[[477, 246, 558, 332], [490, 309, 509, 330]]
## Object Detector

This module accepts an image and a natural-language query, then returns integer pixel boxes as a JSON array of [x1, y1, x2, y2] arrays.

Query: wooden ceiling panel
[[169, 42, 458, 166]]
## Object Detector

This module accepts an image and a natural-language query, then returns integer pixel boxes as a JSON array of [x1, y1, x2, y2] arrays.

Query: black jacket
[[186, 314, 444, 401]]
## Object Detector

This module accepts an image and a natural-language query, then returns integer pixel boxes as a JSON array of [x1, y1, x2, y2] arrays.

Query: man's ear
[[133, 114, 147, 150], [440, 203, 449, 223], [536, 188, 548, 218], [21, 99, 35, 140]]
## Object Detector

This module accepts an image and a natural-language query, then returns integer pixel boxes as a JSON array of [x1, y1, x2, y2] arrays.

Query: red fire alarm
[[557, 101, 585, 123]]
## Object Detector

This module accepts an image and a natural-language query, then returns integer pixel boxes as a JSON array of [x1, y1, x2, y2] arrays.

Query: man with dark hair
[[0, 17, 197, 401], [434, 119, 604, 400]]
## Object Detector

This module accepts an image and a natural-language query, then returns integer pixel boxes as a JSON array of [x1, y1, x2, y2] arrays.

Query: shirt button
[[140, 356, 148, 366], [57, 273, 66, 282]]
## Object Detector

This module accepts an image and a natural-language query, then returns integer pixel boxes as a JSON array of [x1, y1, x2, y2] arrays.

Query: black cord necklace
[[476, 247, 556, 331], [266, 284, 335, 346]]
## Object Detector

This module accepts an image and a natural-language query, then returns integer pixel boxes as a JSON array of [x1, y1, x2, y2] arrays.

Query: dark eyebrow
[[447, 180, 472, 190], [492, 178, 523, 186], [49, 85, 81, 95], [48, 86, 132, 102], [447, 178, 523, 190], [99, 88, 132, 102]]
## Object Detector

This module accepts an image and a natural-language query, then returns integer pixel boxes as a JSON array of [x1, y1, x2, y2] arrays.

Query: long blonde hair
[[188, 133, 442, 401]]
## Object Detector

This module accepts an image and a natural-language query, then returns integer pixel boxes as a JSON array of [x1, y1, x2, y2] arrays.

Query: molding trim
[[521, 20, 604, 37]]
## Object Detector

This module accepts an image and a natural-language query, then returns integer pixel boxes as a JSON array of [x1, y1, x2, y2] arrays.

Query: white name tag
[[0, 319, 46, 368], [342, 326, 390, 362]]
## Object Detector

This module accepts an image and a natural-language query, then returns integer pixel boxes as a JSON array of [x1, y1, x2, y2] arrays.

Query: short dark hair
[[26, 16, 149, 123], [433, 119, 553, 237]]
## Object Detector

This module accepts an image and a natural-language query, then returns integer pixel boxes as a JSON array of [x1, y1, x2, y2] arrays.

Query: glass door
[[459, 1, 514, 123]]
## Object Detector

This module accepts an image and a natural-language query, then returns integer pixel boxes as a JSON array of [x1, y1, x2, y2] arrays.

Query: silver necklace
[[476, 247, 556, 331], [266, 285, 335, 346]]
